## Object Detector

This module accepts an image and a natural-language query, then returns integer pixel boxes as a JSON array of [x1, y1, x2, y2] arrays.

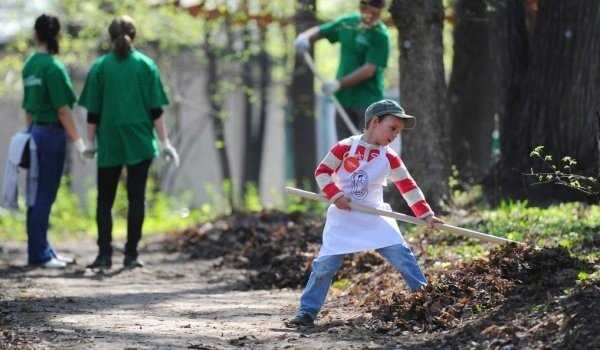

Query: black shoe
[[123, 255, 144, 269], [87, 255, 112, 269], [285, 313, 315, 328]]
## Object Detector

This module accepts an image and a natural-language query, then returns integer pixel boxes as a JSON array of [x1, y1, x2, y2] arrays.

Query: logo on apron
[[350, 170, 369, 200], [343, 154, 360, 172]]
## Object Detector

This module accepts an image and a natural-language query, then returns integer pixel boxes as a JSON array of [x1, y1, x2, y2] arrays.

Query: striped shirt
[[314, 137, 434, 218]]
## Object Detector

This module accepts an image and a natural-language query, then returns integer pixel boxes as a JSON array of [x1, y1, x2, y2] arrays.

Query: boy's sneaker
[[124, 255, 144, 269], [285, 313, 315, 328], [87, 255, 112, 269]]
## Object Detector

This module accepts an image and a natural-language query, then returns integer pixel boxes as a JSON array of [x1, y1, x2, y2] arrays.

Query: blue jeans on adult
[[297, 243, 427, 320], [26, 123, 66, 265]]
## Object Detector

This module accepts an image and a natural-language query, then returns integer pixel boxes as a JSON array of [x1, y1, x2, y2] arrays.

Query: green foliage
[[409, 185, 599, 265], [528, 145, 598, 195], [243, 183, 262, 212], [471, 201, 599, 258], [283, 182, 327, 215]]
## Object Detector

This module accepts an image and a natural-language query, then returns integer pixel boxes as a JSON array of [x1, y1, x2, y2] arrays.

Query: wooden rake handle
[[284, 186, 521, 245]]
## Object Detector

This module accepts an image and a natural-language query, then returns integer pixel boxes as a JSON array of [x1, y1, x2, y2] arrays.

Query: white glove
[[321, 80, 340, 96], [83, 147, 96, 159], [294, 33, 310, 53], [73, 138, 87, 161], [161, 139, 180, 168]]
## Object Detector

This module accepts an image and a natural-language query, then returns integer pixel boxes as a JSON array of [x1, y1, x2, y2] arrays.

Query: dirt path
[[0, 240, 415, 350]]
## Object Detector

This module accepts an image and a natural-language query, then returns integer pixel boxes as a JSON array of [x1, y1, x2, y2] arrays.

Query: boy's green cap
[[364, 99, 416, 129]]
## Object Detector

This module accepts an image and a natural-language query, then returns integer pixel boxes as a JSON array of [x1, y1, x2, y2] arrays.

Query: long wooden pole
[[285, 187, 521, 245]]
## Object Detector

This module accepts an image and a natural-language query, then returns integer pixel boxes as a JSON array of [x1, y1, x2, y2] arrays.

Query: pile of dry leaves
[[331, 243, 599, 349], [162, 210, 325, 289], [345, 244, 591, 332]]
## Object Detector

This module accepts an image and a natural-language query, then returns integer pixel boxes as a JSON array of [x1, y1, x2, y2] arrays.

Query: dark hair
[[365, 115, 382, 129], [108, 16, 136, 59], [365, 114, 404, 129], [360, 0, 386, 9], [34, 14, 61, 54]]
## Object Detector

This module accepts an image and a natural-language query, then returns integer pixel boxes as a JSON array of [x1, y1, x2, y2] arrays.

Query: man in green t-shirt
[[295, 0, 390, 140]]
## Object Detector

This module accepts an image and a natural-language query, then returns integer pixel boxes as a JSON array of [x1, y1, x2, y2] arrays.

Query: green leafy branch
[[525, 146, 599, 195]]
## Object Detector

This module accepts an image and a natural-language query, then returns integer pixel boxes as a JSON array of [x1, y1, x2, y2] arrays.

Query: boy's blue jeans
[[26, 124, 66, 265], [297, 243, 427, 320]]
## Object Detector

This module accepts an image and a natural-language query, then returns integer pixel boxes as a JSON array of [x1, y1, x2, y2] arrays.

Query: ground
[[1, 230, 597, 350], [0, 240, 426, 350]]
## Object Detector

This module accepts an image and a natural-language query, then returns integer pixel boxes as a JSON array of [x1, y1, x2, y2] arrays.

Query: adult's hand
[[161, 139, 180, 168], [82, 147, 96, 159], [73, 138, 88, 161], [321, 80, 341, 96], [294, 33, 310, 53]]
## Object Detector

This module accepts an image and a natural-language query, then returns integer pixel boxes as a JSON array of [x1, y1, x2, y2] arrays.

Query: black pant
[[96, 159, 152, 258], [335, 107, 366, 140]]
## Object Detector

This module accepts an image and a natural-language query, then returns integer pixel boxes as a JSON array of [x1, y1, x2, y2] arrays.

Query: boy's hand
[[334, 196, 352, 211], [425, 215, 444, 230]]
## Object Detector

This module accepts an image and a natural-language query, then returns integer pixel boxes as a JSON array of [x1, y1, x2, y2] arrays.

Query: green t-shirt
[[319, 12, 390, 109], [79, 50, 169, 167], [21, 52, 76, 123]]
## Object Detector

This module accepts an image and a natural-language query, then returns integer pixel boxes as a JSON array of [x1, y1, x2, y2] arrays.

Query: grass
[[0, 177, 217, 241]]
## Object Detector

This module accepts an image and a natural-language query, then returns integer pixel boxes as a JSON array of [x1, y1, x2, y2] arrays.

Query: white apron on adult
[[318, 135, 406, 257]]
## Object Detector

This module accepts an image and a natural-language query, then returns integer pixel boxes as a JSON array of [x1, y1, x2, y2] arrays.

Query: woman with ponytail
[[79, 16, 179, 269], [21, 14, 88, 268]]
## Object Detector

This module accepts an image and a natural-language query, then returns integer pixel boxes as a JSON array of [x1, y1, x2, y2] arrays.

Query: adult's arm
[[57, 106, 82, 142], [298, 26, 322, 44], [338, 63, 377, 89], [153, 114, 168, 142]]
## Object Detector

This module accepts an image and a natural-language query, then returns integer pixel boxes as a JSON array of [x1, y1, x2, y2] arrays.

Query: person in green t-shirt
[[79, 16, 179, 270], [22, 14, 88, 269], [294, 0, 390, 140]]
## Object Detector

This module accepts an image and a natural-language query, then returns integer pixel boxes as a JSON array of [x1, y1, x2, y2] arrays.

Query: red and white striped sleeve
[[386, 150, 434, 219], [314, 139, 352, 202]]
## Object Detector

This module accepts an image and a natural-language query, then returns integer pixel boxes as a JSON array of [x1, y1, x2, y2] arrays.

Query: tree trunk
[[390, 0, 449, 210], [241, 19, 271, 196], [448, 0, 496, 180], [241, 24, 258, 194], [204, 29, 235, 209], [484, 0, 529, 203], [256, 26, 270, 187], [497, 0, 600, 202], [290, 0, 317, 190], [484, 0, 530, 203]]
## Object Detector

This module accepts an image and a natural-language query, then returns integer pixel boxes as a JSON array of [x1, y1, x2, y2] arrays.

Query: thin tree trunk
[[204, 29, 235, 209], [390, 0, 449, 210], [290, 0, 317, 190], [241, 18, 271, 196], [241, 24, 257, 194], [256, 25, 270, 186]]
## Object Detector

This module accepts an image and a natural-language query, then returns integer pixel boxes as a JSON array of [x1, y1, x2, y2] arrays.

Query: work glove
[[321, 80, 340, 96], [73, 138, 88, 161], [83, 147, 96, 159], [294, 33, 310, 53], [161, 139, 180, 168]]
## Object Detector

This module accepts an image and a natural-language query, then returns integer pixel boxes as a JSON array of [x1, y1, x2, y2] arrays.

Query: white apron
[[318, 136, 406, 257]]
